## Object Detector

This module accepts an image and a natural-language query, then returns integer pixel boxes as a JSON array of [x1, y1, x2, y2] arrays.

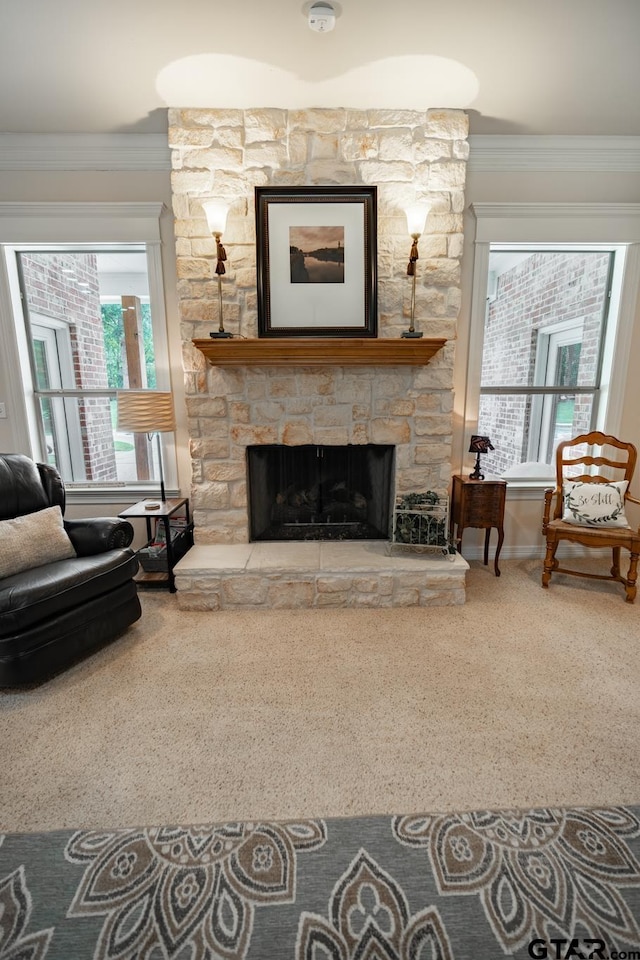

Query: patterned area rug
[[2, 805, 640, 959]]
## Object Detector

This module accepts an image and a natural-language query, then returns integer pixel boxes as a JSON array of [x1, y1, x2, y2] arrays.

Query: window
[[16, 246, 163, 485], [478, 249, 614, 477], [530, 317, 585, 463], [0, 202, 173, 495], [466, 204, 640, 488], [30, 317, 85, 479]]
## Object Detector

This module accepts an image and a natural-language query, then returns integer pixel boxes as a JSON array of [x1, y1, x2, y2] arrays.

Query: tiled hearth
[[174, 541, 468, 610]]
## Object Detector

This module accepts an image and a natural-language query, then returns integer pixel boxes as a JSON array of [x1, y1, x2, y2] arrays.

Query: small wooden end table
[[450, 475, 507, 576], [118, 497, 192, 593]]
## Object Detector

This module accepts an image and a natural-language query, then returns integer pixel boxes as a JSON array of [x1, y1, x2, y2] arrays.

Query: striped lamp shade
[[116, 391, 176, 433]]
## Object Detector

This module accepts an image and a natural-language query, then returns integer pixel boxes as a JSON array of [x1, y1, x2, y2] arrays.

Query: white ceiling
[[1, 0, 639, 137]]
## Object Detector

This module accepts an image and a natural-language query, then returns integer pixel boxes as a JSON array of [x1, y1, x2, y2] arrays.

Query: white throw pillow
[[0, 505, 76, 579], [562, 479, 630, 527]]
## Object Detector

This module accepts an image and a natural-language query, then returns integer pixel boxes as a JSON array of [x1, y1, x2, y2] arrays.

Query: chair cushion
[[0, 549, 139, 638], [546, 518, 638, 544], [562, 479, 630, 527], [0, 506, 76, 579]]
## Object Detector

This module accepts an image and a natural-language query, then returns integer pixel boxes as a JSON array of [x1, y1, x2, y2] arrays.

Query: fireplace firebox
[[247, 444, 394, 541]]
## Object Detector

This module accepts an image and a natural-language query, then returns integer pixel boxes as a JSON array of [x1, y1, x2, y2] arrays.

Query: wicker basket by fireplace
[[391, 492, 455, 558]]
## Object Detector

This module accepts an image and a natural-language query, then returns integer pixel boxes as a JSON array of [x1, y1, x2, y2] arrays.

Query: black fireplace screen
[[247, 444, 394, 541]]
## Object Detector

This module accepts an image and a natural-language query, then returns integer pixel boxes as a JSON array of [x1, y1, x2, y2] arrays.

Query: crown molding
[[468, 135, 640, 172], [0, 133, 171, 171], [469, 201, 640, 244], [470, 201, 640, 219], [1, 132, 638, 174], [0, 201, 165, 219], [0, 201, 166, 243]]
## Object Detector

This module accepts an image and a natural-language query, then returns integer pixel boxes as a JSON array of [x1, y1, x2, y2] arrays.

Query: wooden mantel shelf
[[193, 337, 447, 367]]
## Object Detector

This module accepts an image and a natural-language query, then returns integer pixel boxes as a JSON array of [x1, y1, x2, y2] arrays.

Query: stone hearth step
[[174, 541, 468, 610]]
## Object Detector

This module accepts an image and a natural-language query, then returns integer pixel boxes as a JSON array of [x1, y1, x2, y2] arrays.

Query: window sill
[[65, 486, 181, 506], [503, 480, 555, 500]]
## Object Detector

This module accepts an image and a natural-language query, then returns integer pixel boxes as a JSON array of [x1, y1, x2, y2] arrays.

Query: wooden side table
[[118, 497, 193, 593], [450, 475, 507, 576]]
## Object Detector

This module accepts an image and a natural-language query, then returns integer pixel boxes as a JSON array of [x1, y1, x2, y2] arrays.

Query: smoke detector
[[308, 1, 336, 32]]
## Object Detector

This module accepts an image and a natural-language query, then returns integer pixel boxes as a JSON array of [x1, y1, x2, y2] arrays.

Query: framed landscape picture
[[255, 185, 377, 338]]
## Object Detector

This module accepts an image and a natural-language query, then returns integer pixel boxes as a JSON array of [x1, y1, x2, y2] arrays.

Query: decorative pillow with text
[[0, 505, 76, 579], [562, 479, 630, 527]]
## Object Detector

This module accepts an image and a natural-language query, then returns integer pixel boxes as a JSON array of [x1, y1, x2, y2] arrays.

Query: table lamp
[[117, 391, 176, 506], [469, 434, 495, 480]]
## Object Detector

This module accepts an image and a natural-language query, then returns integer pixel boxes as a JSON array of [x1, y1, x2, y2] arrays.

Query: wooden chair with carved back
[[542, 431, 640, 602]]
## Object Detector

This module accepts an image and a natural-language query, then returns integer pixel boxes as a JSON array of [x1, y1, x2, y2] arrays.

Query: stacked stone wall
[[169, 107, 469, 542]]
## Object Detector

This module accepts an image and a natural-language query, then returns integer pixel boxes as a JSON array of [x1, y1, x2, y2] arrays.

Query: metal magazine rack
[[390, 491, 455, 559]]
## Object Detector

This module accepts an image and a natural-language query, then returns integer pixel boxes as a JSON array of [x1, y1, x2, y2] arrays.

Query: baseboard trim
[[461, 544, 611, 561]]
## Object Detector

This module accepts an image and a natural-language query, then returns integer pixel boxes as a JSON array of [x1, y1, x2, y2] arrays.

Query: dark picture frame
[[255, 185, 377, 338]]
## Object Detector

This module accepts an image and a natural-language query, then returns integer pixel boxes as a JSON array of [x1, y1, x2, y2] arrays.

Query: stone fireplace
[[168, 106, 469, 607]]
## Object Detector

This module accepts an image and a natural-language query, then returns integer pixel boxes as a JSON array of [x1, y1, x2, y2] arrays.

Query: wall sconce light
[[202, 200, 232, 339], [402, 201, 431, 339], [468, 434, 495, 480]]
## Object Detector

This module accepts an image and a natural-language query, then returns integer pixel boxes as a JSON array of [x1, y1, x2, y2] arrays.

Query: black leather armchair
[[0, 454, 141, 685]]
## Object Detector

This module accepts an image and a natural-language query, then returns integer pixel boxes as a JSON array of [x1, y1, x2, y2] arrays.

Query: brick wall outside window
[[21, 253, 117, 480], [479, 251, 610, 476]]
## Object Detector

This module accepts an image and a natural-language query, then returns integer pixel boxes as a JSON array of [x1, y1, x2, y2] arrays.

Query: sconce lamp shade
[[405, 201, 432, 237], [469, 435, 495, 454], [116, 391, 176, 434], [202, 200, 229, 236]]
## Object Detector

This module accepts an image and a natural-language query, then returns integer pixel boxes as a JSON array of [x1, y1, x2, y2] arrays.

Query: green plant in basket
[[394, 491, 448, 546]]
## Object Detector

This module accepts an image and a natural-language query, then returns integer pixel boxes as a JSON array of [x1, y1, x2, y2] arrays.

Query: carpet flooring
[[1, 558, 639, 836]]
